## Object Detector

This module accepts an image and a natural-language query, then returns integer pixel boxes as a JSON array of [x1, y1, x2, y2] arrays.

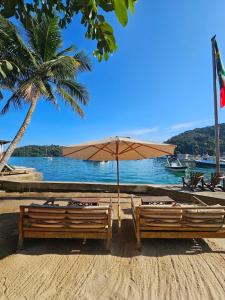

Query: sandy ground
[[1, 196, 225, 300]]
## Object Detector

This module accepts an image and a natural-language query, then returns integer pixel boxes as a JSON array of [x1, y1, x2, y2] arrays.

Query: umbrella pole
[[116, 154, 121, 226]]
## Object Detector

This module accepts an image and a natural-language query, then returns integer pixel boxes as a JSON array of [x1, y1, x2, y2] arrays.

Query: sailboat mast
[[211, 36, 220, 174]]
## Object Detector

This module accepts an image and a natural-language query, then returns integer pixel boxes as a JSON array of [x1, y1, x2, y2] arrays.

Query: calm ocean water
[[9, 157, 214, 184]]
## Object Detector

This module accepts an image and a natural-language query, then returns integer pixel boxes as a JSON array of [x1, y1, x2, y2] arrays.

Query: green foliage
[[0, 15, 91, 116], [114, 0, 128, 26], [0, 60, 14, 79], [12, 145, 62, 157], [166, 123, 225, 155], [0, 0, 137, 61]]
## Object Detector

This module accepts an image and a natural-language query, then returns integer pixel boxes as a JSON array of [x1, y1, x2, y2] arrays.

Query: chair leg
[[17, 236, 23, 250], [106, 239, 111, 251], [199, 178, 205, 190], [106, 229, 112, 251], [137, 237, 141, 251]]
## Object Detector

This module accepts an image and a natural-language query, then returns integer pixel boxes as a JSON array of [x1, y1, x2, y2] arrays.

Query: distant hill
[[165, 123, 225, 155], [12, 145, 62, 157], [11, 124, 225, 157]]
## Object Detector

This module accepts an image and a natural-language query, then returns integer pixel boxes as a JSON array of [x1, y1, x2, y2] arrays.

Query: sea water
[[9, 157, 214, 184]]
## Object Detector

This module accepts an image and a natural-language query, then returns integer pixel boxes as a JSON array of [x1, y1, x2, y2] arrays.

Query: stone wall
[[1, 179, 225, 205], [0, 171, 42, 187]]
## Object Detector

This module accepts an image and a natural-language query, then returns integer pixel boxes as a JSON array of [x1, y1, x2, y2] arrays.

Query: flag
[[214, 40, 225, 108]]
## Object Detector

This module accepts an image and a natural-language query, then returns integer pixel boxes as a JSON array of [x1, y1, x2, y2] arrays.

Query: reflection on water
[[9, 157, 216, 184]]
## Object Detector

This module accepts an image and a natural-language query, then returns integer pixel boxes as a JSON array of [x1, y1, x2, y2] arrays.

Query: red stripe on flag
[[220, 86, 225, 108]]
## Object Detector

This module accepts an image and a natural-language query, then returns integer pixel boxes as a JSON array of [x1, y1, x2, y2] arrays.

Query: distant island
[[166, 123, 225, 155], [12, 145, 62, 157]]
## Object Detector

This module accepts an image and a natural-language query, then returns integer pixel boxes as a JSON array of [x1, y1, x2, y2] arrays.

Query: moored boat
[[194, 157, 225, 168], [165, 156, 188, 173]]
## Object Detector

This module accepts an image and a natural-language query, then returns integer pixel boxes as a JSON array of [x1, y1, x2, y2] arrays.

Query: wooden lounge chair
[[200, 173, 225, 191], [182, 172, 204, 191], [131, 197, 225, 249], [18, 204, 112, 250]]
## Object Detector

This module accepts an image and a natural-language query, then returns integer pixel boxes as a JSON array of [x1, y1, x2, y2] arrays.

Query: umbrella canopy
[[63, 136, 176, 161], [63, 136, 176, 222]]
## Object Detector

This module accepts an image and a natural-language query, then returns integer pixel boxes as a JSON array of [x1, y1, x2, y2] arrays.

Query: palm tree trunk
[[0, 94, 39, 172]]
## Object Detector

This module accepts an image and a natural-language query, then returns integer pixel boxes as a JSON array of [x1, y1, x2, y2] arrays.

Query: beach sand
[[1, 197, 225, 300]]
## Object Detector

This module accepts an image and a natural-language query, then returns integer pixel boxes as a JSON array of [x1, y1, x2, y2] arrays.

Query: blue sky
[[1, 0, 225, 146]]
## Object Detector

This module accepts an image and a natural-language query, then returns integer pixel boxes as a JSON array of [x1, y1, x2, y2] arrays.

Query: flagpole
[[211, 35, 220, 174], [116, 139, 121, 226]]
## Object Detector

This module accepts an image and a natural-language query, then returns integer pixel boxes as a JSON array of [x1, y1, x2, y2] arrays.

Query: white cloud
[[119, 127, 159, 136], [169, 121, 202, 132]]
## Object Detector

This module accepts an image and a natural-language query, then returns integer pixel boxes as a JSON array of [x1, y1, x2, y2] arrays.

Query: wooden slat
[[24, 218, 107, 225], [25, 213, 65, 219], [140, 209, 182, 213], [24, 219, 65, 225], [140, 212, 182, 217], [30, 224, 65, 228], [28, 208, 66, 213], [24, 212, 107, 220], [22, 205, 110, 210], [24, 227, 107, 232], [24, 231, 107, 239], [67, 213, 107, 219], [67, 210, 108, 214], [140, 222, 182, 228], [140, 218, 182, 224], [140, 230, 225, 238], [139, 205, 225, 209], [139, 226, 221, 231], [183, 214, 224, 218], [140, 217, 182, 221], [67, 224, 107, 229], [26, 223, 107, 229], [68, 219, 108, 225], [25, 210, 108, 215]]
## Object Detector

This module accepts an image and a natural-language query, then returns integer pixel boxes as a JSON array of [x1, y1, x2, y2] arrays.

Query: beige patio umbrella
[[63, 136, 176, 221]]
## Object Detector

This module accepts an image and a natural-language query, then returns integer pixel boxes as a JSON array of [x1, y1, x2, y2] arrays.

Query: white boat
[[165, 156, 188, 172], [195, 157, 225, 168]]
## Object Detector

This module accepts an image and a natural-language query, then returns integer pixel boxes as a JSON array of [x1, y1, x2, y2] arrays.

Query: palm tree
[[0, 15, 91, 171]]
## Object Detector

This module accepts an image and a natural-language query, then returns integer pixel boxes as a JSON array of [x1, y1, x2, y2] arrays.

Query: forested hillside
[[12, 145, 62, 157], [165, 123, 225, 155]]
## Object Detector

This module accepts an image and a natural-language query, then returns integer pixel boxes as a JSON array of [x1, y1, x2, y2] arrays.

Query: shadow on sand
[[1, 212, 225, 260]]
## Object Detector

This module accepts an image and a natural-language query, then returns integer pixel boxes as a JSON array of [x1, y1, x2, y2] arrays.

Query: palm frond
[[57, 87, 84, 117], [40, 56, 81, 80], [58, 80, 89, 105], [27, 16, 62, 62], [43, 82, 58, 107], [0, 76, 40, 114], [73, 51, 92, 72], [0, 15, 37, 69], [0, 91, 23, 115], [57, 45, 76, 57]]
